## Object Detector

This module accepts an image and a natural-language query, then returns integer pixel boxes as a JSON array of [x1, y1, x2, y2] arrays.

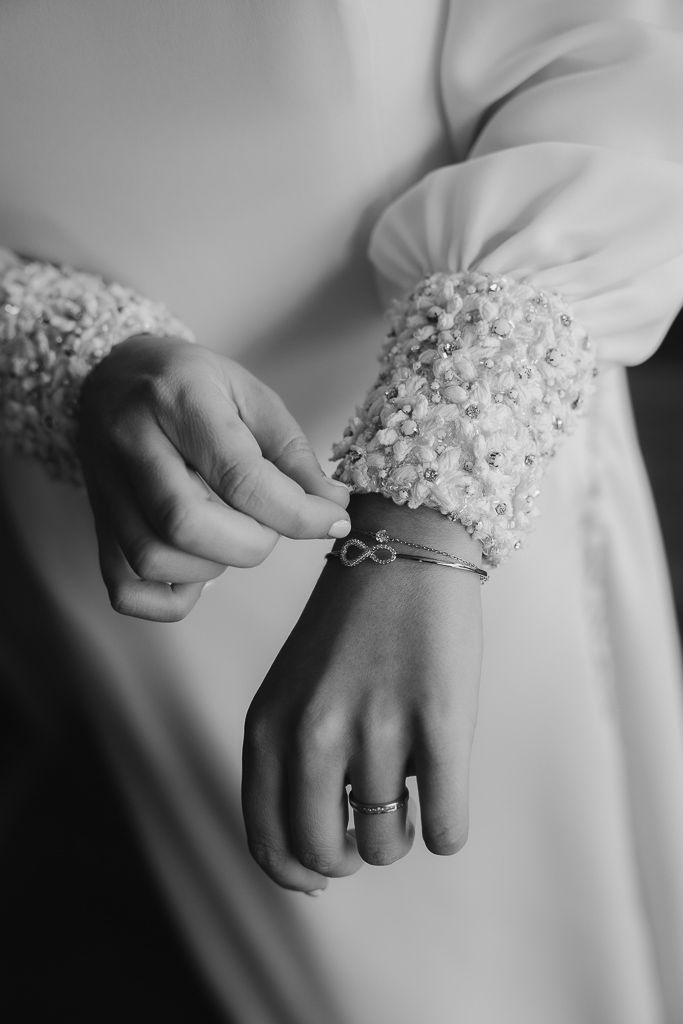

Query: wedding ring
[[348, 787, 409, 815]]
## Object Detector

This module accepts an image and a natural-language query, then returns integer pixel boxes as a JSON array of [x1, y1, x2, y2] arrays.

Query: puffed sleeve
[[333, 4, 683, 564]]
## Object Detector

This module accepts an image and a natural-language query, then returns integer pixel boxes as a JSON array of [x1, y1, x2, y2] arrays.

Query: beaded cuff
[[0, 257, 195, 484], [332, 271, 596, 565]]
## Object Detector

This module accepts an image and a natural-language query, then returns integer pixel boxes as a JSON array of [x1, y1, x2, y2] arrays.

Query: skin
[[78, 338, 484, 885], [242, 495, 483, 892], [78, 336, 352, 621]]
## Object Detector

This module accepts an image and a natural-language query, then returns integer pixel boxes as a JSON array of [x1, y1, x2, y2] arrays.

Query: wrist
[[345, 494, 483, 566]]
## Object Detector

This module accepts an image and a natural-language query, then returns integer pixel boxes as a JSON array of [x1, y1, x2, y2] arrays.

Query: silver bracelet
[[325, 533, 488, 584]]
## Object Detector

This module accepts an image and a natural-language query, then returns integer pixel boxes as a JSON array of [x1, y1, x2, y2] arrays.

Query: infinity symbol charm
[[339, 539, 397, 567]]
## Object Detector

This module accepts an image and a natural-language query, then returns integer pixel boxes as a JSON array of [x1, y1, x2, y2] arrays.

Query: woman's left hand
[[242, 502, 484, 893]]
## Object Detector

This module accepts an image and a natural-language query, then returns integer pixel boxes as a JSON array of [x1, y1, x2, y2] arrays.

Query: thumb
[[273, 440, 351, 510], [236, 372, 350, 511]]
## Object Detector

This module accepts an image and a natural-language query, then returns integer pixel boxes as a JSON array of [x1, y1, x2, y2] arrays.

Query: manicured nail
[[304, 888, 325, 897], [327, 520, 351, 539], [202, 579, 216, 591]]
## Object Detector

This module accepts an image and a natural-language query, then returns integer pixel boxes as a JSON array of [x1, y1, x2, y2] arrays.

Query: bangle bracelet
[[325, 542, 488, 584]]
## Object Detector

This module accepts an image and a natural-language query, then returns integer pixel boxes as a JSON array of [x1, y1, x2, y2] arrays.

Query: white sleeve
[[333, 6, 683, 564], [370, 6, 683, 367]]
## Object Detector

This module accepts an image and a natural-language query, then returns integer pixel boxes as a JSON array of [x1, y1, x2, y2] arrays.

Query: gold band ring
[[348, 787, 409, 815]]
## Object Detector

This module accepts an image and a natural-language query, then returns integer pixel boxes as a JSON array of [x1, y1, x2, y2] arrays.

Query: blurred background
[[0, 312, 681, 1022]]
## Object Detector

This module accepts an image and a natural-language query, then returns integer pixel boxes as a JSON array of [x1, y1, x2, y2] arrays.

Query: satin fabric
[[1, 2, 682, 1021]]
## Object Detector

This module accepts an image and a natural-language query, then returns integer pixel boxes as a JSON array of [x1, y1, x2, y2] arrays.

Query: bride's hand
[[78, 336, 350, 621], [242, 497, 483, 893]]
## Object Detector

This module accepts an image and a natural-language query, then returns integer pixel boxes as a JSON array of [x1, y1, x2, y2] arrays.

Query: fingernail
[[304, 888, 325, 898], [202, 579, 216, 591], [327, 520, 351, 539], [327, 479, 350, 492]]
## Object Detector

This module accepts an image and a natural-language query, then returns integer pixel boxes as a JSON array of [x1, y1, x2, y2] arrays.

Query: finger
[[288, 760, 362, 879], [349, 766, 415, 867], [171, 386, 351, 540], [238, 382, 351, 509], [97, 465, 228, 584], [90, 480, 204, 622], [119, 427, 280, 566], [242, 724, 329, 893], [413, 722, 474, 856]]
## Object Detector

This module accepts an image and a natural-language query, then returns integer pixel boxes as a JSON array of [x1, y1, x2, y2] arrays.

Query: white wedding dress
[[1, 2, 683, 1021]]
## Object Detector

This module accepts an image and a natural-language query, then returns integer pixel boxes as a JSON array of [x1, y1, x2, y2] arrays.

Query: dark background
[[0, 313, 681, 1022]]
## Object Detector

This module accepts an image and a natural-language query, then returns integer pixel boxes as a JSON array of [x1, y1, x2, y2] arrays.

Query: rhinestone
[[376, 529, 390, 542], [553, 416, 564, 430], [424, 468, 438, 481], [487, 452, 503, 467], [465, 404, 479, 418], [488, 282, 500, 292], [463, 460, 474, 472], [571, 396, 583, 410], [440, 341, 454, 355], [524, 454, 535, 466], [384, 386, 398, 400], [514, 541, 522, 550], [491, 317, 512, 337], [348, 450, 362, 463], [560, 313, 572, 327], [545, 348, 561, 366], [495, 503, 507, 515], [448, 511, 460, 522]]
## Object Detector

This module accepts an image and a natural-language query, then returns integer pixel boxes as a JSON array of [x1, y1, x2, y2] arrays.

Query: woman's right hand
[[78, 336, 350, 622]]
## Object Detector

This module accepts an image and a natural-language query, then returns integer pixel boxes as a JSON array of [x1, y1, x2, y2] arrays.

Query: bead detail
[[332, 270, 595, 565]]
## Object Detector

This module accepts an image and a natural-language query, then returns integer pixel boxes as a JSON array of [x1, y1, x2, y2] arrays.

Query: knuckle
[[156, 499, 200, 549], [294, 844, 340, 876], [274, 433, 315, 465], [247, 836, 289, 883], [124, 536, 165, 580], [293, 711, 346, 763], [214, 459, 263, 512]]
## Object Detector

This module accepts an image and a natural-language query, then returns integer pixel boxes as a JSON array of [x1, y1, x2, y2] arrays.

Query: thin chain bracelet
[[353, 528, 466, 562], [326, 529, 488, 583]]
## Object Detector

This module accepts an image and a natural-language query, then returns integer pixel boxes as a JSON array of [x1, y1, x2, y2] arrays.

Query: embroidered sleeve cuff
[[332, 271, 596, 566], [0, 258, 195, 485]]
